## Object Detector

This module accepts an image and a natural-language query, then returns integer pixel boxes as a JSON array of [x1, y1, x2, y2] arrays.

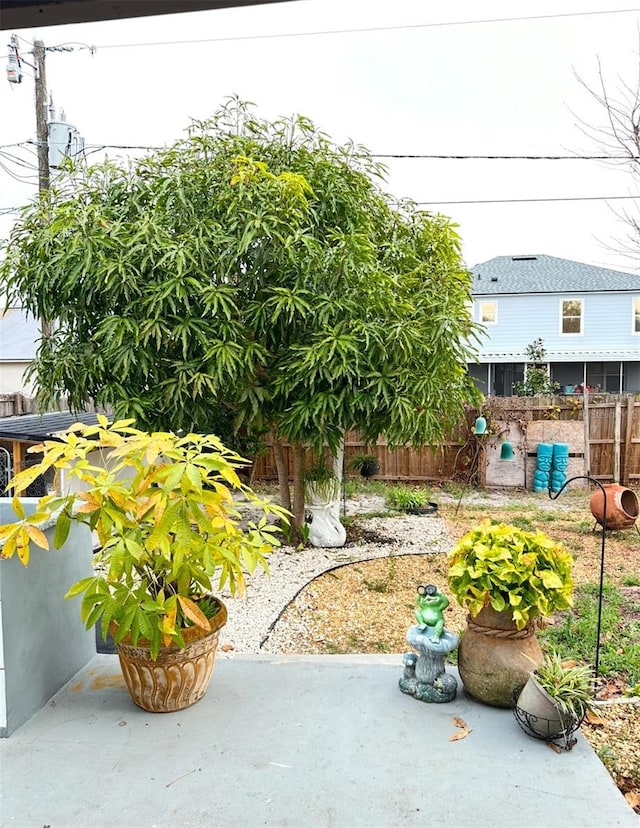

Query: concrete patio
[[1, 654, 637, 827]]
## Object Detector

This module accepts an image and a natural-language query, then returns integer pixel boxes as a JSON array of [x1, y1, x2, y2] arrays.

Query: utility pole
[[33, 40, 51, 337], [33, 40, 50, 196], [6, 36, 50, 195], [6, 37, 83, 345]]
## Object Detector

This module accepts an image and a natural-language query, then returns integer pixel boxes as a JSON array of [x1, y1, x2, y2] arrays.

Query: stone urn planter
[[458, 605, 543, 708], [448, 520, 574, 709]]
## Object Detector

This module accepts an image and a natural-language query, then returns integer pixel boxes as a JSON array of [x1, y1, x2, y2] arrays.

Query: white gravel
[[218, 508, 454, 656]]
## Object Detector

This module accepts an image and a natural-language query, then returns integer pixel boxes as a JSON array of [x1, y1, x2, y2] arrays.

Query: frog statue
[[414, 583, 448, 643], [399, 584, 459, 704]]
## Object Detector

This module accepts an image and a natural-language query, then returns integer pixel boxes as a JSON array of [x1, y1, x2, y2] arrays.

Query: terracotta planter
[[516, 674, 580, 739], [589, 484, 639, 530], [115, 598, 227, 713], [458, 605, 543, 708]]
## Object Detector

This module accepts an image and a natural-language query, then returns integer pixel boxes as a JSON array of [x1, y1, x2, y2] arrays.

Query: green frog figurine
[[414, 583, 448, 643]]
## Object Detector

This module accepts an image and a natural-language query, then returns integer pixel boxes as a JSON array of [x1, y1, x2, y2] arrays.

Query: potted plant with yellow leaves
[[447, 519, 574, 708], [0, 418, 288, 713]]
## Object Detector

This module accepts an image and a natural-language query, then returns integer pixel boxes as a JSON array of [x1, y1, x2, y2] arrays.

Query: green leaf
[[53, 511, 72, 549], [539, 570, 564, 590], [64, 576, 99, 600]]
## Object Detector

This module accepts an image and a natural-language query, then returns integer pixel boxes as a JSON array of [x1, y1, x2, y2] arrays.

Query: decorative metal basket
[[511, 689, 585, 751]]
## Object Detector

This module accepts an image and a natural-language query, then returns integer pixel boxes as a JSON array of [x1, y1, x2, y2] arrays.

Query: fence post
[[624, 395, 634, 487], [583, 391, 590, 477], [613, 399, 622, 483]]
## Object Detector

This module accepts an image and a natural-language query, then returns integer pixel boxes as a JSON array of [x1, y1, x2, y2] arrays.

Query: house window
[[634, 297, 640, 334], [560, 299, 582, 334], [479, 301, 497, 324]]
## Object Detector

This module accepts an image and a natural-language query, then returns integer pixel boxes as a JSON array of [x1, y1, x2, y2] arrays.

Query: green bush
[[447, 519, 574, 629]]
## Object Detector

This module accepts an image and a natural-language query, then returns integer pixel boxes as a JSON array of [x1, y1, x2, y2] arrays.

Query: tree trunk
[[291, 442, 306, 530], [332, 437, 344, 493], [272, 436, 291, 514]]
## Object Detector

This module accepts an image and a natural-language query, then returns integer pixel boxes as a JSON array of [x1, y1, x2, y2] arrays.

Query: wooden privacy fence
[[1, 393, 638, 487], [251, 394, 640, 487], [0, 394, 38, 418]]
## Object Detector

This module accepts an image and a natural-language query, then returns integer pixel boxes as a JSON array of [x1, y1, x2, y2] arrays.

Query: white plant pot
[[516, 673, 578, 739]]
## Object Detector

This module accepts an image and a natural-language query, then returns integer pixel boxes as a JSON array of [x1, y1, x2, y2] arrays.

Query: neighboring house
[[0, 309, 39, 395], [0, 411, 100, 496], [468, 254, 640, 396]]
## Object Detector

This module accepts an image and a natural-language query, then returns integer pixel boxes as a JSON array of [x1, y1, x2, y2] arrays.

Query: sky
[[1, 0, 640, 273]]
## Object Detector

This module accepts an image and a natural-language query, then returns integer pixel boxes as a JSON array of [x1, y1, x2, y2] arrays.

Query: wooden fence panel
[[625, 397, 640, 483], [251, 395, 640, 486], [0, 394, 38, 418]]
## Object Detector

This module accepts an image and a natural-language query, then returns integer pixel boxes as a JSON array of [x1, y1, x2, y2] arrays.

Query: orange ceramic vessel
[[589, 484, 639, 530]]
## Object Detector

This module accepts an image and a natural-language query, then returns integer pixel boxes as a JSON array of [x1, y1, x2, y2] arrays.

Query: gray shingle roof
[[0, 411, 100, 442], [471, 254, 640, 295]]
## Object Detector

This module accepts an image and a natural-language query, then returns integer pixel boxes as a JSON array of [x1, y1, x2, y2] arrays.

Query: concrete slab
[[0, 654, 637, 828]]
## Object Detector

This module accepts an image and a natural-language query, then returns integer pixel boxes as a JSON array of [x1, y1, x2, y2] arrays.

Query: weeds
[[508, 516, 535, 531], [362, 557, 397, 593], [540, 582, 640, 686]]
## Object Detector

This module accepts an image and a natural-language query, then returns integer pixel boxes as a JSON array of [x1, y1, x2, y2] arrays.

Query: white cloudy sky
[[1, 0, 640, 272]]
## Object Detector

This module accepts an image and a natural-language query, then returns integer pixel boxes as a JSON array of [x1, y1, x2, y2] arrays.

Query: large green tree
[[1, 99, 482, 527]]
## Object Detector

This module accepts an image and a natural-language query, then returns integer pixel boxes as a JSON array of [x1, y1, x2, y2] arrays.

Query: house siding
[[474, 292, 640, 360], [469, 255, 640, 395]]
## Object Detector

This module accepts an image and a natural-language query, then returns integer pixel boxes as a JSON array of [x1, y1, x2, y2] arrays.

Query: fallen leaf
[[624, 791, 640, 809], [618, 776, 637, 794], [451, 716, 468, 729], [595, 679, 625, 700], [585, 710, 607, 726], [547, 741, 563, 754], [449, 727, 472, 741], [220, 643, 235, 652]]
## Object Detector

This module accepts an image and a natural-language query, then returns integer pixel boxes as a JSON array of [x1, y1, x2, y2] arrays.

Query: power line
[[376, 154, 639, 160], [3, 139, 639, 161], [0, 159, 38, 184], [87, 8, 640, 50], [417, 194, 640, 205], [0, 149, 38, 170], [44, 143, 640, 161]]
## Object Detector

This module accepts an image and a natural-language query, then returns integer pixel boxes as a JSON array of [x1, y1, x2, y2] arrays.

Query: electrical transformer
[[48, 118, 84, 168]]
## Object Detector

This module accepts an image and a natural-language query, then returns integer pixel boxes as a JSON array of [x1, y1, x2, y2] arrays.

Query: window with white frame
[[479, 300, 497, 324], [634, 297, 640, 334], [560, 299, 583, 334]]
